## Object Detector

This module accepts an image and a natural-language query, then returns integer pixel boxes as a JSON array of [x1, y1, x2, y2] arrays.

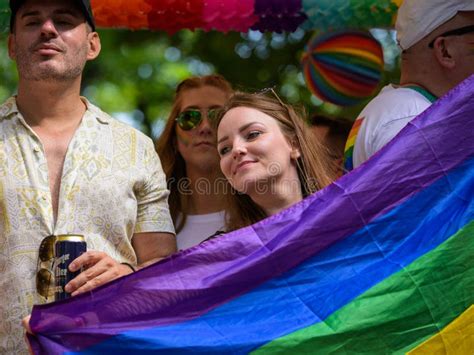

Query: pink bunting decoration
[[203, 0, 258, 33]]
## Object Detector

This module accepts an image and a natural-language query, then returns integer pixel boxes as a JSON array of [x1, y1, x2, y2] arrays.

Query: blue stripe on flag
[[73, 157, 474, 354]]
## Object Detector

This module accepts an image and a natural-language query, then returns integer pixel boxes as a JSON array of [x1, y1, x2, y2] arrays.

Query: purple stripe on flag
[[29, 75, 474, 353]]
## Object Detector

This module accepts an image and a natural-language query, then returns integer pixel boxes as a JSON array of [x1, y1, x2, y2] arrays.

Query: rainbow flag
[[343, 115, 364, 172], [28, 75, 474, 354]]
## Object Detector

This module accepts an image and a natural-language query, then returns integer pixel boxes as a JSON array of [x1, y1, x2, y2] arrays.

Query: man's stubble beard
[[14, 41, 88, 82]]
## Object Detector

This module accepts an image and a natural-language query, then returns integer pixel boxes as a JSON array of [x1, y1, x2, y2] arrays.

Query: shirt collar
[[81, 97, 111, 125], [0, 96, 111, 125], [0, 96, 19, 119]]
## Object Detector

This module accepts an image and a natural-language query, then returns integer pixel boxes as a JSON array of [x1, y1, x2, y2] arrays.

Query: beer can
[[54, 234, 87, 301]]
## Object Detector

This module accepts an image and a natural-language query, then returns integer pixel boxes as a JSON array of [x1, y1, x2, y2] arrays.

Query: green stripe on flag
[[253, 221, 474, 354]]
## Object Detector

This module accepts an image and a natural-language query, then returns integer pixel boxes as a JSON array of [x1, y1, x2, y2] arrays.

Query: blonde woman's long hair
[[214, 90, 336, 231]]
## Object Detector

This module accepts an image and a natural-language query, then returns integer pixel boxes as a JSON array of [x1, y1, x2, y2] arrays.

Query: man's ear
[[86, 32, 101, 61], [8, 34, 16, 60], [432, 37, 456, 69]]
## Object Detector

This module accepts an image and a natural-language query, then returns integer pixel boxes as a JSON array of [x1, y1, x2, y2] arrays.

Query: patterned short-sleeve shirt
[[0, 96, 175, 354]]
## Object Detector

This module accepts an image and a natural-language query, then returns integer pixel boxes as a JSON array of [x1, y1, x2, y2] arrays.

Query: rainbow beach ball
[[302, 30, 384, 106]]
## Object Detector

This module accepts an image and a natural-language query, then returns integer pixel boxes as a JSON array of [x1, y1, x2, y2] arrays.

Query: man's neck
[[16, 79, 86, 129], [400, 62, 449, 99], [399, 78, 448, 99]]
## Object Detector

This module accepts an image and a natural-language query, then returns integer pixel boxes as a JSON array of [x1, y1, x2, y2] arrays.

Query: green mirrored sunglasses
[[175, 108, 221, 131]]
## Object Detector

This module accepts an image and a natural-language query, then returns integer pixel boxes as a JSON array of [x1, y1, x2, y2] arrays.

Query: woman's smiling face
[[217, 106, 300, 196]]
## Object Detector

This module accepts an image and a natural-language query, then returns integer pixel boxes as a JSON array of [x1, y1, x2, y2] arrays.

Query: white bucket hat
[[396, 0, 474, 50]]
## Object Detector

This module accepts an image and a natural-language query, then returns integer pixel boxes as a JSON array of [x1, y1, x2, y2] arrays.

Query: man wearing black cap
[[9, 0, 96, 32], [1, 1, 176, 353]]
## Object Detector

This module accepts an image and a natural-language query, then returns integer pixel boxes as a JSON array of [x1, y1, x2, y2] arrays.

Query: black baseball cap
[[9, 0, 96, 32]]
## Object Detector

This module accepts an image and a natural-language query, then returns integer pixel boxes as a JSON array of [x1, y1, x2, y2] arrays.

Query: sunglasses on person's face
[[428, 25, 474, 48], [175, 108, 221, 131], [36, 235, 56, 300]]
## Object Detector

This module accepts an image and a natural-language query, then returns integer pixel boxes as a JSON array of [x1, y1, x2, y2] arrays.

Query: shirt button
[[33, 147, 40, 153]]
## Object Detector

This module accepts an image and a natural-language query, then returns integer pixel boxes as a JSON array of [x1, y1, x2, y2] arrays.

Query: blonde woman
[[215, 91, 335, 231]]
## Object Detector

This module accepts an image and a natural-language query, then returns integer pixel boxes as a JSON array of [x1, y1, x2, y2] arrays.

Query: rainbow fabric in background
[[343, 115, 364, 172], [301, 31, 384, 106], [28, 75, 473, 354]]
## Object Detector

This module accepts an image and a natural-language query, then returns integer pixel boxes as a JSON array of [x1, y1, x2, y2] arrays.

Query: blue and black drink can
[[54, 234, 87, 301]]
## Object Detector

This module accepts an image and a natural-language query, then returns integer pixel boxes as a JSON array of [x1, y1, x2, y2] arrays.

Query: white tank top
[[176, 211, 226, 250]]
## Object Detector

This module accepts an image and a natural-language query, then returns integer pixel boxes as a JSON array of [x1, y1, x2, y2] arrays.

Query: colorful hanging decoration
[[91, 0, 151, 30], [202, 0, 257, 33], [145, 0, 205, 34], [302, 0, 400, 32], [251, 0, 307, 33], [0, 0, 401, 33], [301, 30, 384, 106]]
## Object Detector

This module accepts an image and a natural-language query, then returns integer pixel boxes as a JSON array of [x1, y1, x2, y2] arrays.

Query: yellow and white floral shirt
[[0, 96, 175, 354]]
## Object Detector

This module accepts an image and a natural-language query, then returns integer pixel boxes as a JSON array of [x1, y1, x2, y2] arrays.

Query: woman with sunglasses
[[156, 75, 233, 249], [215, 91, 335, 231]]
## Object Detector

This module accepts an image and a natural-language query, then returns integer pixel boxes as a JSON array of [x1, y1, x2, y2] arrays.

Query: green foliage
[[0, 36, 17, 99], [0, 28, 400, 138], [0, 0, 8, 33]]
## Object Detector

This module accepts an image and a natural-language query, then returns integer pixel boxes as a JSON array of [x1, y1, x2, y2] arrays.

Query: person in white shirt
[[344, 0, 474, 171], [156, 75, 233, 249]]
